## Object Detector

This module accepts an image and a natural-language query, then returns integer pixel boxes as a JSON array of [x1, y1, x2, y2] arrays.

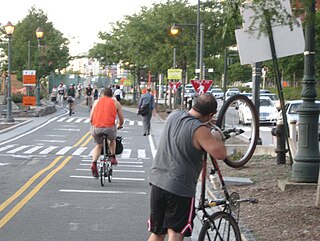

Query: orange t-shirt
[[92, 97, 117, 127]]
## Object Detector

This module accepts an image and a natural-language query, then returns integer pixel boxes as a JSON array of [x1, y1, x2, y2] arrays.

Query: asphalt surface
[[0, 103, 258, 241]]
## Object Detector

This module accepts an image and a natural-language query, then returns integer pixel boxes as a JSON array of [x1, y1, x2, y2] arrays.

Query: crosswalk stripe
[[75, 118, 83, 123], [39, 146, 59, 154], [72, 147, 87, 156], [24, 146, 44, 154], [0, 144, 16, 152], [84, 119, 90, 123], [0, 145, 151, 158], [137, 149, 146, 158], [57, 117, 66, 122], [56, 146, 73, 155], [66, 118, 76, 123], [121, 149, 131, 159], [129, 121, 134, 125], [7, 145, 30, 154]]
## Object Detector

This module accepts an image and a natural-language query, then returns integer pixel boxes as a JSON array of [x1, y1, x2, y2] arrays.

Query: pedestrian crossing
[[55, 117, 143, 126], [0, 143, 150, 158]]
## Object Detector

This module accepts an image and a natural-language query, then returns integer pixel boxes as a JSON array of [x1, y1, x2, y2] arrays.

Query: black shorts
[[148, 185, 195, 237]]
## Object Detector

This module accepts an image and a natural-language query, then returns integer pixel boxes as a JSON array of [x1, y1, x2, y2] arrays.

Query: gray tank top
[[149, 110, 204, 197]]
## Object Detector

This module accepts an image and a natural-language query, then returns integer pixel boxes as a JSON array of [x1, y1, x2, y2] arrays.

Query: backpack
[[138, 103, 150, 116]]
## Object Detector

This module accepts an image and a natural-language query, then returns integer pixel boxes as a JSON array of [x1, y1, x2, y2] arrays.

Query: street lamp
[[292, 0, 320, 183], [35, 27, 44, 106], [4, 21, 15, 123]]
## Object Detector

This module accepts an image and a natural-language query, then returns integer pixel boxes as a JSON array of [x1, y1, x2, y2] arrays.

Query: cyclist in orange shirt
[[90, 87, 124, 177]]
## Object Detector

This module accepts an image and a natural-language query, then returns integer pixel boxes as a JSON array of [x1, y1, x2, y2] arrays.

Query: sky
[[1, 0, 197, 55]]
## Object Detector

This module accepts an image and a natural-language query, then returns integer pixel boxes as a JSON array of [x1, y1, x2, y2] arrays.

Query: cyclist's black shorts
[[148, 185, 195, 237]]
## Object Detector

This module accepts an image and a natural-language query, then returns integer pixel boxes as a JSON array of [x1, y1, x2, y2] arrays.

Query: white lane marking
[[56, 146, 73, 155], [23, 146, 44, 154], [138, 121, 143, 126], [39, 146, 59, 154], [35, 140, 66, 143], [79, 164, 143, 168], [72, 147, 87, 156], [45, 135, 65, 137], [138, 149, 146, 159], [121, 149, 131, 158], [7, 145, 31, 154], [69, 176, 145, 181], [0, 163, 11, 166], [84, 119, 90, 123], [75, 168, 145, 173], [59, 189, 147, 195], [53, 128, 80, 131], [148, 134, 157, 158], [129, 121, 134, 125], [0, 144, 16, 152]]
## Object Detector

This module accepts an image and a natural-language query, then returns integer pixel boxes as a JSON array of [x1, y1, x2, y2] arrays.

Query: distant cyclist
[[90, 87, 124, 177], [67, 84, 76, 114], [77, 83, 83, 98], [85, 84, 93, 107]]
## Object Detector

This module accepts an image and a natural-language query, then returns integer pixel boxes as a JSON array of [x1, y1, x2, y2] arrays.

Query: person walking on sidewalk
[[89, 87, 124, 177], [147, 93, 227, 241], [138, 87, 154, 136]]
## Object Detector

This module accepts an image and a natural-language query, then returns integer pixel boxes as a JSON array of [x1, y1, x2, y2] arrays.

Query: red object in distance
[[190, 80, 213, 94]]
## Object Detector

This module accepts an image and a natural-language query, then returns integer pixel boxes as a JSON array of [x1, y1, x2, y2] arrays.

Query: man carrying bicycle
[[147, 93, 227, 241], [90, 87, 124, 177]]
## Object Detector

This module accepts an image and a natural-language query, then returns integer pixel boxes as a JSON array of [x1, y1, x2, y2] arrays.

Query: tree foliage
[[0, 7, 70, 80]]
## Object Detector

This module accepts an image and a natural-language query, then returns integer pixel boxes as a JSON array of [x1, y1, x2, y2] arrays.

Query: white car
[[238, 96, 278, 125], [260, 93, 279, 105], [225, 88, 240, 100], [210, 88, 224, 99], [283, 100, 320, 138]]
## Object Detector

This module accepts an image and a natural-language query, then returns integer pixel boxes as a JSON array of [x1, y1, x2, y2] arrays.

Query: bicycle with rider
[[90, 87, 124, 177], [85, 84, 93, 107], [67, 84, 76, 114]]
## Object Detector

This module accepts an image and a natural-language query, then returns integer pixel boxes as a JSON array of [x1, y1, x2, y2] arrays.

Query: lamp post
[[4, 21, 15, 123], [35, 27, 44, 106], [292, 0, 320, 182]]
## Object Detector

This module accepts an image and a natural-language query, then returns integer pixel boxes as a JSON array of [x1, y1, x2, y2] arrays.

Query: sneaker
[[91, 162, 99, 178], [110, 156, 118, 165]]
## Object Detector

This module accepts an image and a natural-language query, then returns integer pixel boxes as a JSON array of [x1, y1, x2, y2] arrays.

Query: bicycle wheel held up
[[216, 94, 259, 168]]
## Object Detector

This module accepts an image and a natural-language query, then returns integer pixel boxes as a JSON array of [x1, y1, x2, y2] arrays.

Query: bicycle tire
[[198, 211, 241, 241], [216, 94, 259, 168], [100, 164, 106, 186], [107, 167, 112, 183], [69, 104, 72, 116]]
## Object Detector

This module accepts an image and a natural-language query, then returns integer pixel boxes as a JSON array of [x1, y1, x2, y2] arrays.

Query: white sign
[[236, 0, 305, 65]]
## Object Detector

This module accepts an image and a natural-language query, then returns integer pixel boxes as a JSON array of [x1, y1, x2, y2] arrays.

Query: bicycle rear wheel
[[107, 165, 112, 183], [216, 94, 259, 168], [100, 163, 106, 186], [198, 211, 241, 241]]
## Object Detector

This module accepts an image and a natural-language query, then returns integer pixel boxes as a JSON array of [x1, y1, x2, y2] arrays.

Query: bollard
[[271, 121, 287, 164]]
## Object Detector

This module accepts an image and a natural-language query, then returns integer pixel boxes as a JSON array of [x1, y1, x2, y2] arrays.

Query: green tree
[[1, 7, 70, 80]]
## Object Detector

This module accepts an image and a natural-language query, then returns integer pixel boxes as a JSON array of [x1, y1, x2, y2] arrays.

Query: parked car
[[238, 96, 278, 125], [184, 88, 197, 98], [260, 89, 271, 94], [210, 88, 224, 99], [225, 88, 240, 100], [283, 100, 320, 139], [260, 93, 279, 105]]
